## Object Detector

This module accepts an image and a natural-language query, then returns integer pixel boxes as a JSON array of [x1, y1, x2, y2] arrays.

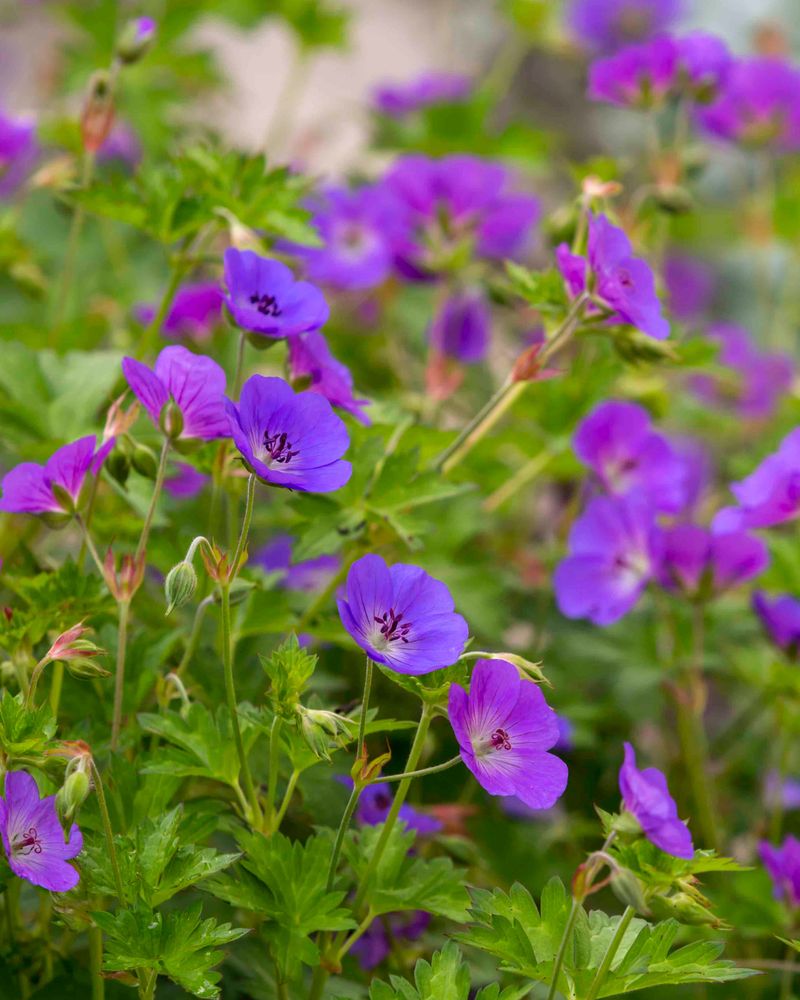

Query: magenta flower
[[760, 837, 800, 907], [753, 591, 800, 658], [122, 345, 229, 441], [0, 772, 82, 892], [554, 495, 659, 625], [254, 534, 340, 592], [675, 32, 731, 100], [0, 436, 105, 517], [567, 0, 682, 51], [223, 248, 329, 339], [352, 911, 431, 970], [163, 462, 208, 499], [136, 282, 223, 341], [589, 36, 678, 108], [619, 743, 693, 858], [656, 525, 768, 598], [448, 658, 568, 810], [713, 428, 800, 532], [0, 109, 38, 198], [344, 779, 442, 836], [574, 400, 689, 514], [337, 553, 468, 676], [226, 375, 351, 493], [663, 254, 715, 321], [698, 57, 800, 152], [287, 331, 370, 425], [430, 291, 491, 364], [373, 72, 472, 117]]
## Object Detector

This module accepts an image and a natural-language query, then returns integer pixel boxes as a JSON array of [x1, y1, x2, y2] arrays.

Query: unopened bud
[[297, 705, 354, 761], [130, 441, 159, 479], [611, 867, 648, 914], [65, 656, 112, 680], [116, 17, 156, 65], [80, 71, 115, 154], [165, 561, 198, 615], [649, 891, 722, 928], [57, 770, 91, 824], [106, 445, 130, 486], [159, 400, 184, 440]]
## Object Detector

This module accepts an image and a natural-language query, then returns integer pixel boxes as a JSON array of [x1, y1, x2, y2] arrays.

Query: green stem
[[91, 761, 125, 901], [89, 924, 105, 1000], [137, 968, 158, 1000], [545, 896, 582, 1000], [220, 584, 261, 827], [49, 661, 65, 717], [135, 438, 170, 562], [175, 595, 214, 676], [273, 769, 299, 830], [368, 755, 461, 784], [111, 599, 130, 752], [76, 514, 108, 581], [7, 880, 29, 998], [482, 443, 560, 513], [25, 656, 50, 709], [325, 783, 360, 893], [78, 472, 102, 569], [336, 908, 376, 961], [137, 256, 186, 360], [50, 152, 95, 343], [585, 906, 636, 1000], [233, 330, 247, 400], [780, 940, 795, 1000], [771, 702, 791, 842], [230, 473, 256, 580], [265, 715, 283, 833], [356, 657, 374, 759]]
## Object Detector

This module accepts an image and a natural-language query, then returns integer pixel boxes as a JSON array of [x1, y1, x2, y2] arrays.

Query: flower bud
[[116, 17, 156, 65], [65, 656, 112, 680], [105, 447, 130, 486], [57, 770, 90, 825], [611, 867, 648, 914], [80, 71, 115, 154], [297, 705, 354, 761], [130, 441, 159, 479], [46, 622, 104, 663], [159, 400, 184, 440], [165, 561, 198, 615], [648, 891, 723, 928]]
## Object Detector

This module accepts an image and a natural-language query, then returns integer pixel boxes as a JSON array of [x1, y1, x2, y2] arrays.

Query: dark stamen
[[263, 430, 298, 465], [490, 728, 512, 751], [249, 292, 283, 317], [13, 826, 43, 856], [373, 607, 412, 644]]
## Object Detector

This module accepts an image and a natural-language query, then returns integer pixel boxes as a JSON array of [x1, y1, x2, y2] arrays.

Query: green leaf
[[369, 942, 525, 1000], [0, 691, 56, 762]]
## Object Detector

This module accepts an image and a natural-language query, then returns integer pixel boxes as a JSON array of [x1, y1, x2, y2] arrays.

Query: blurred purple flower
[[588, 36, 678, 108], [226, 375, 351, 493], [764, 771, 800, 812], [136, 283, 223, 341], [373, 72, 472, 117], [96, 122, 142, 168], [670, 436, 712, 517], [567, 0, 682, 51], [554, 495, 659, 625], [574, 399, 689, 513], [0, 109, 38, 198], [337, 553, 468, 676], [0, 771, 82, 892], [351, 911, 431, 970], [449, 658, 568, 810], [619, 742, 693, 858], [356, 782, 442, 836], [0, 436, 104, 517], [122, 345, 229, 441], [663, 254, 715, 321], [253, 533, 340, 592], [163, 462, 208, 499], [675, 32, 731, 100], [698, 57, 800, 152], [760, 837, 800, 907], [753, 591, 800, 658], [713, 428, 800, 532], [223, 248, 329, 339], [430, 291, 491, 364], [656, 524, 768, 598], [287, 331, 370, 425]]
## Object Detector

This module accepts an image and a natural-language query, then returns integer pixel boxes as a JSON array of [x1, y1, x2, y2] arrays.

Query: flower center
[[12, 826, 42, 857], [249, 292, 283, 317], [373, 608, 411, 644], [490, 728, 512, 751], [263, 430, 298, 465]]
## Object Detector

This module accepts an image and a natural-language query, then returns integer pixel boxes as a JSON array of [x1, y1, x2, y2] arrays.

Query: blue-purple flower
[[355, 781, 442, 836], [429, 291, 491, 364], [226, 375, 351, 493], [760, 837, 800, 908], [122, 345, 229, 441], [287, 331, 370, 425], [753, 591, 800, 658], [589, 36, 678, 108], [713, 428, 800, 532], [0, 436, 105, 517], [656, 524, 768, 598], [96, 122, 142, 169], [337, 554, 468, 675], [448, 658, 568, 810], [619, 743, 693, 858], [254, 534, 340, 592], [0, 109, 38, 198], [351, 911, 430, 970], [136, 282, 223, 341], [554, 495, 659, 625], [574, 399, 688, 513], [0, 771, 82, 892], [663, 253, 715, 321], [373, 72, 472, 118], [567, 0, 682, 51], [163, 462, 208, 500], [223, 248, 329, 338]]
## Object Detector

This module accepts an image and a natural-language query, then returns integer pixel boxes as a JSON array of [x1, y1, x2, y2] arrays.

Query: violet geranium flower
[[287, 331, 371, 425], [0, 109, 38, 198], [0, 436, 105, 518], [343, 779, 442, 836], [567, 0, 682, 51], [135, 282, 223, 341], [663, 253, 715, 321], [713, 428, 800, 533], [163, 462, 209, 499], [0, 771, 83, 892], [226, 375, 351, 493], [574, 399, 689, 513], [554, 495, 659, 626], [352, 911, 431, 970], [373, 72, 472, 118], [337, 553, 468, 675], [122, 345, 230, 441], [253, 534, 340, 592], [760, 837, 800, 907], [619, 742, 693, 858], [448, 658, 568, 810], [429, 291, 491, 364], [588, 36, 678, 109], [656, 524, 768, 598], [753, 591, 800, 658], [223, 248, 329, 339]]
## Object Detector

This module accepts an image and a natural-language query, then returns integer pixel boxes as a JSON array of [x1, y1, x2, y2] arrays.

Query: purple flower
[[0, 109, 38, 198], [122, 345, 230, 441], [429, 291, 491, 364], [554, 495, 659, 625], [356, 782, 442, 836], [337, 553, 468, 676], [287, 331, 370, 425], [225, 375, 351, 493], [136, 283, 223, 341], [223, 248, 329, 339], [448, 658, 568, 810], [753, 591, 800, 658], [134, 16, 156, 42], [589, 36, 678, 108], [0, 436, 104, 517], [567, 0, 682, 51], [287, 185, 403, 291], [675, 32, 731, 100], [713, 428, 800, 532], [619, 743, 693, 858], [663, 254, 715, 321], [253, 534, 340, 592], [574, 400, 689, 513], [163, 462, 208, 499], [760, 837, 800, 907], [385, 154, 540, 277], [656, 524, 768, 598], [698, 57, 800, 152], [96, 122, 142, 169], [764, 771, 800, 812], [0, 772, 82, 892], [351, 911, 431, 970], [373, 72, 472, 117]]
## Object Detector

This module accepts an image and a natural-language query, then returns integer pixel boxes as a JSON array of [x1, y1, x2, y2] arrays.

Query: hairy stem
[[91, 761, 125, 901], [325, 783, 360, 893], [135, 438, 170, 562], [265, 715, 283, 834], [273, 769, 299, 831], [110, 599, 130, 752], [585, 906, 636, 1000], [89, 924, 105, 1000], [367, 755, 461, 784], [175, 595, 214, 676], [545, 896, 582, 1000], [230, 473, 256, 578]]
